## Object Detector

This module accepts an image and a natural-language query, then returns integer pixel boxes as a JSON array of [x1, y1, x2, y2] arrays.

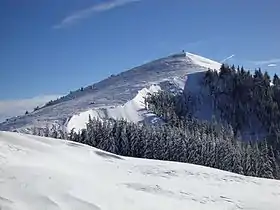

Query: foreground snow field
[[0, 132, 280, 210]]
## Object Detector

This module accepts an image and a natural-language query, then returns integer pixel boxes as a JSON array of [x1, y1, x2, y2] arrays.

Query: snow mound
[[67, 85, 162, 131], [0, 131, 279, 210]]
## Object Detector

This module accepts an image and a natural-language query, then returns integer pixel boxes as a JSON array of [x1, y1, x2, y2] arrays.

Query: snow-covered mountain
[[0, 52, 221, 133], [0, 131, 279, 210]]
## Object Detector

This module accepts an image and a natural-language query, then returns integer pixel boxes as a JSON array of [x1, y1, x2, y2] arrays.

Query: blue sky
[[1, 0, 279, 100]]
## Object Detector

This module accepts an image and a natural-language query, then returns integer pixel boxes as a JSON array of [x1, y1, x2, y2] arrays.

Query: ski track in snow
[[0, 131, 279, 210], [0, 52, 221, 133]]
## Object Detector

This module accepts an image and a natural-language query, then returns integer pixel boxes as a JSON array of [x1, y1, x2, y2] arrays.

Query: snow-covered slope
[[0, 52, 221, 132], [0, 131, 279, 210], [67, 85, 163, 131]]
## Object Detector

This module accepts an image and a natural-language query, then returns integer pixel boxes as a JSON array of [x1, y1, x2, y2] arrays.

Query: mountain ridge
[[0, 52, 221, 133]]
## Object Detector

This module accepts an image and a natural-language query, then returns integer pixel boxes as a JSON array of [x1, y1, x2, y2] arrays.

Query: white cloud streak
[[0, 95, 61, 122], [54, 0, 141, 29], [221, 54, 235, 63], [251, 58, 280, 66], [267, 63, 277, 67]]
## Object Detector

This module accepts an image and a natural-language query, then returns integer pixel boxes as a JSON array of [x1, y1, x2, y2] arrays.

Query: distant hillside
[[0, 52, 221, 133]]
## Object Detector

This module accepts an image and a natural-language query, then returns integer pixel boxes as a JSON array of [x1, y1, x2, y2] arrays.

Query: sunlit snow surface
[[0, 131, 279, 210], [0, 52, 221, 132], [67, 84, 163, 131]]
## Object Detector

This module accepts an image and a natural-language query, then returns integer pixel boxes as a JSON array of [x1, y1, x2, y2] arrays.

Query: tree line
[[203, 64, 280, 172], [33, 115, 279, 179], [32, 63, 280, 180]]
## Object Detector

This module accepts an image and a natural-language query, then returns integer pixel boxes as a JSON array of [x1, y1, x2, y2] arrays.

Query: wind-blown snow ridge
[[0, 131, 279, 210], [0, 52, 221, 132], [67, 85, 162, 131], [186, 52, 221, 70]]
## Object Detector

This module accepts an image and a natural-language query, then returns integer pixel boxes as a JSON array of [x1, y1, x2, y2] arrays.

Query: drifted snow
[[0, 132, 279, 210], [186, 52, 221, 70], [67, 85, 162, 131], [0, 52, 221, 132]]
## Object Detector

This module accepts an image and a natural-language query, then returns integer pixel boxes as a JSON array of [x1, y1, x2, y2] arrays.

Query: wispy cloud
[[220, 54, 235, 63], [0, 95, 61, 122], [267, 63, 277, 67], [250, 58, 280, 66], [54, 0, 141, 29]]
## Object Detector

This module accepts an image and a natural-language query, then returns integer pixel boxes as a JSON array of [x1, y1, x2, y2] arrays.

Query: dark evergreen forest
[[33, 64, 280, 180]]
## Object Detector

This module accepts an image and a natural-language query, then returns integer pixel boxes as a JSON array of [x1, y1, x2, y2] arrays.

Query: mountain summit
[[0, 52, 221, 132]]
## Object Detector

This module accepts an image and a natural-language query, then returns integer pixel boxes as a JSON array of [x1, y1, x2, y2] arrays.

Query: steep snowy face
[[185, 52, 221, 70], [67, 85, 163, 131], [0, 131, 279, 210], [0, 52, 221, 132]]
